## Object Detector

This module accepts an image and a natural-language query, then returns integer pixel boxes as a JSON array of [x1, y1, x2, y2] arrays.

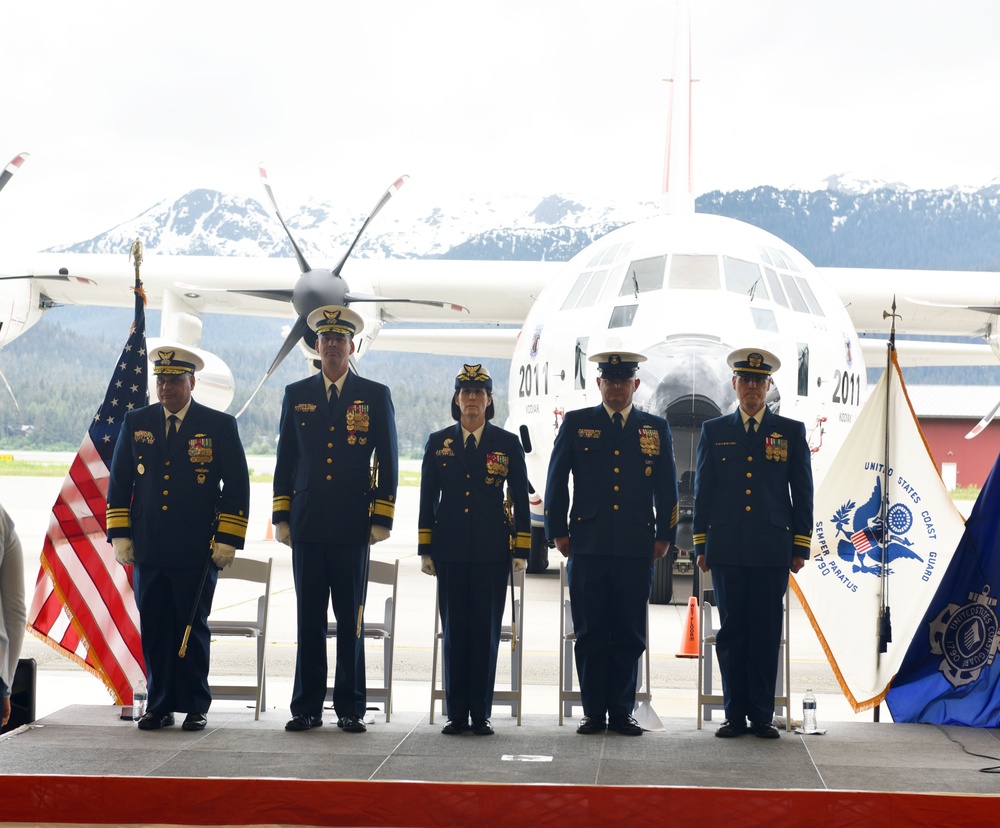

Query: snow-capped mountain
[[47, 177, 1000, 271]]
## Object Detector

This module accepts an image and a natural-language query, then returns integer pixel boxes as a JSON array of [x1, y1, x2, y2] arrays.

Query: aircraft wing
[[8, 253, 559, 325], [370, 327, 520, 359], [859, 337, 996, 368], [822, 266, 1000, 338]]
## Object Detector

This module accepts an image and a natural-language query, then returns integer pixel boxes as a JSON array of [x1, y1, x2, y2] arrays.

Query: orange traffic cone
[[676, 596, 699, 658], [264, 521, 274, 541]]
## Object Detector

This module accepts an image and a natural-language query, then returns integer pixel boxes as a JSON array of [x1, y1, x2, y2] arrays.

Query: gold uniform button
[[614, 485, 620, 492], [465, 491, 471, 496], [165, 460, 171, 466], [614, 450, 620, 456], [613, 504, 619, 510], [162, 505, 168, 511], [748, 456, 753, 462], [162, 490, 169, 496], [464, 508, 469, 513], [745, 506, 751, 512], [745, 489, 751, 495], [746, 472, 752, 478], [163, 475, 170, 480], [329, 426, 335, 432], [327, 442, 333, 448], [614, 468, 620, 474], [326, 475, 332, 481]]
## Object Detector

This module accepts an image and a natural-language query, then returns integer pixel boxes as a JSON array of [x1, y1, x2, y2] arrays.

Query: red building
[[905, 385, 1000, 490]]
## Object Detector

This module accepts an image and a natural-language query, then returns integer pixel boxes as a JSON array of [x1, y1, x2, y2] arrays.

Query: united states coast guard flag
[[26, 248, 148, 704], [792, 350, 965, 711], [887, 451, 1000, 725]]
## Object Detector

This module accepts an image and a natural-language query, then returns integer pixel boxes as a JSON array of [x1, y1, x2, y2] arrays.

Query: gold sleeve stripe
[[794, 535, 812, 548], [106, 507, 131, 530], [418, 529, 433, 544], [692, 533, 706, 545], [373, 499, 395, 519], [217, 515, 249, 539], [272, 496, 291, 513], [515, 532, 531, 550], [670, 504, 679, 528]]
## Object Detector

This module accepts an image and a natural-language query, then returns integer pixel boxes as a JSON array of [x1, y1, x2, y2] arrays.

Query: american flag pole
[[25, 240, 149, 704]]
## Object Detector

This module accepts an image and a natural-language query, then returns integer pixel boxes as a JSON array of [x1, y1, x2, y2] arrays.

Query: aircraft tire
[[526, 526, 549, 573]]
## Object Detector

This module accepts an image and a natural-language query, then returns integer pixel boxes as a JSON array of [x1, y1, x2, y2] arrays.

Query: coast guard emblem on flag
[[928, 584, 1000, 688], [830, 476, 924, 576]]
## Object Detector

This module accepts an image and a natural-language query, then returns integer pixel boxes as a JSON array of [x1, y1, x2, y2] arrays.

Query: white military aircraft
[[3, 7, 1000, 593]]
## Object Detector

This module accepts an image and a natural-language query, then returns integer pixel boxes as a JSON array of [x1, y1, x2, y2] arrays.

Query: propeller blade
[[344, 292, 468, 313], [259, 164, 312, 274], [965, 397, 1000, 439], [331, 175, 409, 276], [236, 314, 312, 418], [0, 363, 20, 412], [0, 152, 29, 195]]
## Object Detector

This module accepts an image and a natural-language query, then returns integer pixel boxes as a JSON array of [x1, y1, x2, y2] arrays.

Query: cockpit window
[[794, 276, 825, 316], [668, 254, 719, 289], [561, 270, 609, 310], [608, 304, 638, 328], [764, 268, 788, 308], [723, 256, 766, 298], [779, 272, 810, 313], [751, 307, 779, 333], [619, 256, 665, 296], [580, 270, 609, 306], [560, 272, 591, 310], [758, 246, 774, 266], [769, 247, 800, 272]]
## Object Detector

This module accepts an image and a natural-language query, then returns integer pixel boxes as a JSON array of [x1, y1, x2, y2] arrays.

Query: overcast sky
[[2, 0, 999, 254]]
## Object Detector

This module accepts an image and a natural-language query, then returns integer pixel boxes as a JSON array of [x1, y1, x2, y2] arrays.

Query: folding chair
[[558, 560, 651, 725], [429, 567, 525, 725], [326, 558, 399, 722], [696, 569, 791, 730], [208, 555, 272, 720]]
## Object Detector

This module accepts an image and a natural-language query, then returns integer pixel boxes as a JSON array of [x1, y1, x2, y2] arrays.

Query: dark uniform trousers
[[273, 371, 399, 721], [545, 404, 678, 723], [693, 407, 813, 725], [418, 421, 531, 725], [107, 400, 250, 716]]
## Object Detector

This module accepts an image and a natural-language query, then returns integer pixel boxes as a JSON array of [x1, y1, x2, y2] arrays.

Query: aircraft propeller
[[235, 167, 467, 416], [0, 152, 29, 196]]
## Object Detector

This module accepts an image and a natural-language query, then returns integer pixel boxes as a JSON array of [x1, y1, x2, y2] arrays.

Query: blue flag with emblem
[[886, 452, 1000, 726]]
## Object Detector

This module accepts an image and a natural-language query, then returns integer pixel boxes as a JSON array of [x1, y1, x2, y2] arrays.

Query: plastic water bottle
[[132, 678, 147, 722], [802, 688, 817, 733]]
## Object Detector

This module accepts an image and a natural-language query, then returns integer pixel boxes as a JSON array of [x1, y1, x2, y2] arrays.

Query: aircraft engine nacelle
[[146, 337, 235, 412], [0, 277, 47, 349], [986, 318, 1000, 364]]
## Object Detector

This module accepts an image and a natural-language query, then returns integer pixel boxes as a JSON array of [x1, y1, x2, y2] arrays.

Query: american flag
[[26, 271, 148, 703]]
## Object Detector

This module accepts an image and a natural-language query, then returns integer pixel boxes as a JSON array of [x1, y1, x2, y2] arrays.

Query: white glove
[[275, 522, 291, 547], [212, 542, 236, 569], [420, 555, 436, 576], [112, 537, 134, 565], [512, 557, 528, 572], [370, 525, 390, 545]]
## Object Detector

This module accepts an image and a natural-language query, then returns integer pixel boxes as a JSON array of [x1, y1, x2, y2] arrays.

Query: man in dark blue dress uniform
[[273, 305, 399, 734], [693, 348, 813, 739], [107, 346, 250, 732], [545, 351, 678, 736], [418, 364, 530, 735]]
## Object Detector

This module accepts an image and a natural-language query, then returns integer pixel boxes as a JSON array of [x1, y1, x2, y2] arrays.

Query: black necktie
[[466, 434, 476, 454], [328, 384, 338, 403], [748, 418, 757, 436], [613, 412, 623, 433], [165, 414, 179, 450]]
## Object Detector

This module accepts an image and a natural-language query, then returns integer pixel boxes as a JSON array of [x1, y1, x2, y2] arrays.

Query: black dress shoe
[[715, 719, 749, 738], [576, 715, 606, 734], [337, 715, 367, 733], [285, 714, 323, 732], [752, 720, 780, 739], [137, 711, 174, 730], [441, 720, 470, 735], [608, 715, 643, 736], [472, 720, 494, 736], [182, 712, 207, 731]]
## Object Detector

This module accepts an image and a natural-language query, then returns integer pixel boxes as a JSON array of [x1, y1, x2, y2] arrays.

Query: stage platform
[[4, 703, 1000, 827]]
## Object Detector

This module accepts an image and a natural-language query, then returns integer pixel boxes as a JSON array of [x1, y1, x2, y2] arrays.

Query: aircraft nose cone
[[634, 337, 736, 427]]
